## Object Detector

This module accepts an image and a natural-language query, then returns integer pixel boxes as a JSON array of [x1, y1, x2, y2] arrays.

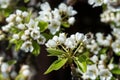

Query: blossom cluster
[[88, 0, 118, 9], [1, 2, 77, 54], [46, 32, 93, 51], [101, 9, 120, 27], [0, 56, 31, 80], [0, 0, 11, 9], [37, 2, 77, 34], [1, 9, 46, 54], [81, 54, 114, 80]]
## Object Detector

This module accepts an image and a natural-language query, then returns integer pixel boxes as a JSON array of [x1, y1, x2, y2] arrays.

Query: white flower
[[12, 34, 19, 39], [40, 2, 51, 11], [58, 33, 66, 44], [67, 6, 77, 16], [98, 64, 105, 69], [108, 64, 114, 70], [21, 41, 34, 52], [58, 3, 67, 12], [90, 55, 98, 63], [68, 17, 75, 25], [48, 19, 60, 35], [100, 54, 107, 61], [52, 8, 61, 20], [99, 69, 112, 80], [10, 71, 17, 78], [21, 35, 29, 41], [88, 0, 103, 7], [53, 36, 59, 42], [38, 11, 52, 22], [82, 64, 98, 80], [2, 25, 11, 32], [96, 33, 112, 47], [0, 34, 5, 40], [112, 39, 120, 53], [6, 14, 16, 22], [17, 24, 26, 30], [25, 29, 31, 35], [22, 69, 31, 77], [15, 16, 22, 23], [26, 19, 35, 28], [64, 38, 76, 49], [45, 39, 57, 48], [16, 10, 22, 16], [22, 11, 29, 17], [87, 40, 100, 54], [1, 63, 9, 72], [21, 65, 29, 70], [30, 29, 40, 40], [37, 35, 46, 45], [75, 32, 84, 43], [0, 0, 10, 8]]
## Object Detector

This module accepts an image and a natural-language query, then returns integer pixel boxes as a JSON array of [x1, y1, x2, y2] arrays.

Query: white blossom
[[17, 24, 26, 30], [16, 10, 22, 16], [22, 69, 31, 77], [68, 17, 75, 25], [22, 11, 29, 17], [15, 16, 22, 23], [21, 35, 29, 41], [30, 29, 40, 40], [58, 33, 66, 44], [21, 41, 34, 52], [48, 19, 60, 35], [45, 39, 57, 48], [0, 0, 10, 8], [90, 55, 98, 63], [12, 34, 19, 39], [108, 64, 114, 70], [99, 69, 112, 80], [40, 2, 51, 11], [82, 64, 98, 80], [37, 35, 46, 45], [1, 63, 9, 72], [64, 38, 77, 49]]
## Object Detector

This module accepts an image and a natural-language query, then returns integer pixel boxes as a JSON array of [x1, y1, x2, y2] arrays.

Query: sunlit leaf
[[32, 41, 40, 56], [111, 68, 120, 75], [62, 22, 70, 28], [38, 21, 48, 32], [47, 48, 66, 56], [44, 58, 68, 74], [7, 60, 16, 65], [74, 57, 87, 73], [24, 0, 30, 3]]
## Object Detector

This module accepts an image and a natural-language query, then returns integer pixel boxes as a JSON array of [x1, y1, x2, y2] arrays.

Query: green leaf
[[78, 55, 87, 62], [38, 21, 48, 32], [116, 52, 120, 56], [74, 57, 87, 73], [86, 59, 94, 65], [47, 48, 66, 56], [0, 73, 3, 80], [44, 58, 68, 74], [42, 33, 53, 41], [32, 41, 40, 56], [15, 40, 24, 51], [99, 48, 108, 54], [24, 0, 29, 3], [7, 60, 16, 65], [62, 22, 70, 28], [111, 68, 120, 75]]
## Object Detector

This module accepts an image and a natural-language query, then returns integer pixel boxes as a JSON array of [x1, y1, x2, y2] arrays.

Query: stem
[[61, 45, 69, 53], [73, 42, 83, 56]]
